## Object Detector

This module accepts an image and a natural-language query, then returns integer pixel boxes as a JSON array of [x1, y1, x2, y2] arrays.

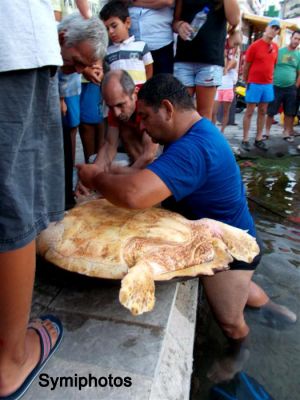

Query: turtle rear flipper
[[119, 262, 155, 315], [200, 218, 260, 263]]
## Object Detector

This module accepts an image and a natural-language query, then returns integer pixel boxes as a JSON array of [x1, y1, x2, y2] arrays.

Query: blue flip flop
[[0, 314, 63, 400]]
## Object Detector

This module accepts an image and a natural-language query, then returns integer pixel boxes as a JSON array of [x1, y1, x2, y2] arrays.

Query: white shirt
[[0, 0, 62, 72]]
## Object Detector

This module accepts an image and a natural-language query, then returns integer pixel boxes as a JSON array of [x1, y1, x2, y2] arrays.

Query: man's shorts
[[174, 62, 223, 87], [63, 95, 80, 129], [267, 85, 298, 117], [245, 83, 274, 104], [80, 82, 103, 124], [229, 234, 263, 271], [216, 88, 234, 102], [0, 67, 65, 251]]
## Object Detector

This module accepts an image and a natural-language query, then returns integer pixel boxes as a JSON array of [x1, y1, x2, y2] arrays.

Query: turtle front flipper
[[119, 261, 155, 315]]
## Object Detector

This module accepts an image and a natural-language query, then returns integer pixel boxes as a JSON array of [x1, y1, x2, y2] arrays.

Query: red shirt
[[246, 38, 278, 84]]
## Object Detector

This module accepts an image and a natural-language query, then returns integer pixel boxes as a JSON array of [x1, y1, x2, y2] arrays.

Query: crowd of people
[[0, 1, 298, 399]]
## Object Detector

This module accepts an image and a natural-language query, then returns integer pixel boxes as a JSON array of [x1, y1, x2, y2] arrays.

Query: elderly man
[[76, 70, 158, 196], [78, 74, 296, 381], [0, 5, 107, 399], [242, 19, 280, 151]]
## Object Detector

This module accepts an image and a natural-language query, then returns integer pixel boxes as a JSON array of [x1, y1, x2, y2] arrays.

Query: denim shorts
[[174, 62, 223, 87], [80, 82, 103, 124], [245, 83, 274, 104], [0, 67, 65, 251]]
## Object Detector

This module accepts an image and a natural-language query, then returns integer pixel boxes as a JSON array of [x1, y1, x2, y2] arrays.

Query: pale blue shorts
[[174, 62, 223, 87], [245, 83, 274, 104]]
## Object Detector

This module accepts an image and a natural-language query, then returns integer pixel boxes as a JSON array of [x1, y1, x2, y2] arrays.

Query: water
[[191, 157, 300, 400]]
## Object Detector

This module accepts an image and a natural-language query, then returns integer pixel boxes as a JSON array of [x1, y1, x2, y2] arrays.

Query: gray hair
[[102, 70, 135, 96], [58, 12, 108, 61]]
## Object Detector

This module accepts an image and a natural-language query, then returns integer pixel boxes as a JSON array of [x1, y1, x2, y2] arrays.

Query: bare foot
[[260, 300, 297, 325], [0, 319, 59, 397], [207, 347, 250, 383]]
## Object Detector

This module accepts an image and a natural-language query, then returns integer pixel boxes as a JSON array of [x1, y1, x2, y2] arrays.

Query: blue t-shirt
[[146, 118, 256, 237]]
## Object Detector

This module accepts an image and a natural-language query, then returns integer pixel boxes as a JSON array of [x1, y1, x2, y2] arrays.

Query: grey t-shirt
[[0, 0, 62, 72]]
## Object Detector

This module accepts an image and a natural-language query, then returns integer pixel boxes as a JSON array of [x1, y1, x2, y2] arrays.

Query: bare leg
[[221, 102, 231, 133], [195, 86, 217, 120], [265, 115, 273, 138], [283, 115, 294, 137], [202, 269, 254, 340], [256, 102, 268, 141], [202, 269, 253, 382], [70, 127, 78, 165], [247, 281, 297, 323], [0, 241, 59, 397], [243, 103, 256, 142], [79, 123, 101, 163], [212, 100, 219, 125]]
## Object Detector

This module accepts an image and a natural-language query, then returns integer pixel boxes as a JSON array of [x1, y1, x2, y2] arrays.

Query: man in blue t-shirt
[[78, 73, 296, 380]]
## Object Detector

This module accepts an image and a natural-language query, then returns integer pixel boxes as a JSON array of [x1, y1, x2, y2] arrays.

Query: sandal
[[254, 140, 268, 151], [262, 134, 269, 140], [0, 315, 63, 400], [283, 136, 294, 143]]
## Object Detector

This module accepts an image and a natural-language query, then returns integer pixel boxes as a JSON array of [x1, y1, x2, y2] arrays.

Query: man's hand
[[74, 180, 92, 198], [76, 163, 103, 190], [82, 64, 103, 84]]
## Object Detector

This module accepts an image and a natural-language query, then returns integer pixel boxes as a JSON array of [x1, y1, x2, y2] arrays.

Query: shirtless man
[[76, 70, 158, 195]]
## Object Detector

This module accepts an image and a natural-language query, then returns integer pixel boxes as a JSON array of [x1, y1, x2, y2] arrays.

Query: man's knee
[[218, 314, 249, 339]]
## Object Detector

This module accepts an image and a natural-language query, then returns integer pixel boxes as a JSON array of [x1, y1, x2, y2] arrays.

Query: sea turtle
[[37, 199, 259, 315]]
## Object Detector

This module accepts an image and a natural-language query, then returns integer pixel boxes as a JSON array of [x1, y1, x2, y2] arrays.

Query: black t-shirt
[[175, 0, 226, 66]]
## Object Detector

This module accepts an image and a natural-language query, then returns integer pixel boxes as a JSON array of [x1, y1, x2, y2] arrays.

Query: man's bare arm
[[130, 0, 174, 9], [75, 0, 92, 18], [94, 126, 120, 171], [242, 62, 251, 83], [77, 165, 172, 208], [131, 132, 158, 169]]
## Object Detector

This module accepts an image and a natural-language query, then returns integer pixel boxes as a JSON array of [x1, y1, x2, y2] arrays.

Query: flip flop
[[283, 136, 294, 143], [0, 315, 63, 400], [262, 134, 269, 140]]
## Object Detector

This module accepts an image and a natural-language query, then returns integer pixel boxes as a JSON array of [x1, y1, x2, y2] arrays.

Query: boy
[[100, 0, 153, 85]]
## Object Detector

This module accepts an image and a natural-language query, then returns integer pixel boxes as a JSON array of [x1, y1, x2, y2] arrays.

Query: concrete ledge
[[25, 264, 199, 400]]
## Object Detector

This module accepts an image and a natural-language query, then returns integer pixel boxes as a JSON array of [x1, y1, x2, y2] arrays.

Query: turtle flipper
[[119, 262, 155, 315], [199, 218, 260, 263]]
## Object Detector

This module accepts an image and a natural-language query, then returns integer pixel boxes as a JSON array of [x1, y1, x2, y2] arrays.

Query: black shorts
[[267, 85, 298, 117], [229, 234, 263, 271]]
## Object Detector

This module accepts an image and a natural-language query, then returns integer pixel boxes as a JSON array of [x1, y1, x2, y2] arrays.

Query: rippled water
[[191, 157, 300, 400]]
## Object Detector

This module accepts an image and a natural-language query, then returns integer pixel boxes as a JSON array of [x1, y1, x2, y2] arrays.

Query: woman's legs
[[195, 85, 217, 120]]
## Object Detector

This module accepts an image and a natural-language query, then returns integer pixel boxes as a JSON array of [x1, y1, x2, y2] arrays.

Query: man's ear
[[161, 99, 174, 120], [58, 31, 65, 46], [125, 16, 131, 29]]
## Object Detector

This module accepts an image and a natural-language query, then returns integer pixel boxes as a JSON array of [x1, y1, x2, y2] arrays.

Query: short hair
[[102, 70, 135, 96], [291, 30, 300, 37], [138, 74, 195, 111], [100, 1, 129, 22], [58, 12, 108, 61]]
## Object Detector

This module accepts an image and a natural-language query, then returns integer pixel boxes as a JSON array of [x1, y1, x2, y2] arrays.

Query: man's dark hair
[[102, 70, 135, 96], [138, 74, 195, 111], [100, 1, 129, 22], [291, 30, 300, 37]]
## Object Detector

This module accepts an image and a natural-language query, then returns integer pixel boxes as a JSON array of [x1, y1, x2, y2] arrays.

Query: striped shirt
[[105, 36, 153, 85]]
